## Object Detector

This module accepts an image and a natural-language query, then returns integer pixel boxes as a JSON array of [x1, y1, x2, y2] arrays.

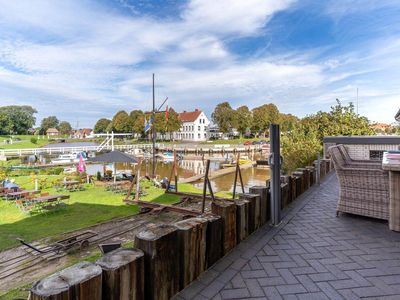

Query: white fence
[[0, 144, 160, 157]]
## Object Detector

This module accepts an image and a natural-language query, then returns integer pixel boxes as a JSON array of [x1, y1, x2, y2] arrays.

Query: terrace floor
[[175, 172, 400, 300]]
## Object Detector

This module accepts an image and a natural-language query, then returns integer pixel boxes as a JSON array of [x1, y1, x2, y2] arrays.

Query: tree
[[279, 113, 299, 132], [236, 106, 252, 137], [251, 103, 280, 136], [133, 114, 145, 136], [40, 116, 59, 134], [94, 118, 111, 133], [0, 105, 37, 135], [111, 111, 132, 133], [212, 102, 238, 133], [301, 99, 374, 141], [58, 121, 72, 135], [129, 110, 143, 125]]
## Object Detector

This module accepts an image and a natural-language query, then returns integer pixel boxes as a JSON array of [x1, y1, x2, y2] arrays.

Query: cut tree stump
[[233, 198, 249, 242], [239, 193, 260, 234], [175, 217, 208, 289], [96, 248, 144, 300], [211, 200, 237, 255], [135, 224, 179, 300], [30, 262, 102, 300], [249, 186, 269, 225], [201, 213, 223, 268]]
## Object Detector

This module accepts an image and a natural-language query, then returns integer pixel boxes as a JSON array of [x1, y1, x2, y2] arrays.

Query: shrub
[[96, 171, 102, 181], [30, 137, 38, 144]]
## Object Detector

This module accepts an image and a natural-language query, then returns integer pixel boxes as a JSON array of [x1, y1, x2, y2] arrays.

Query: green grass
[[0, 135, 51, 150], [0, 175, 184, 251]]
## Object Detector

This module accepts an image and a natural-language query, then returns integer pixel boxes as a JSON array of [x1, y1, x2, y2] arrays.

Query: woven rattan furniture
[[329, 145, 389, 220], [337, 144, 382, 169], [382, 152, 400, 231]]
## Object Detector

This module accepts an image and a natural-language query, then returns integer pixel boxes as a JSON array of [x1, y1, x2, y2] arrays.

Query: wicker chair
[[337, 144, 382, 169], [329, 145, 389, 220]]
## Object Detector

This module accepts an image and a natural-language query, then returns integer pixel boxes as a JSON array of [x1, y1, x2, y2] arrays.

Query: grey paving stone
[[220, 288, 250, 299], [276, 284, 307, 295], [263, 286, 283, 300]]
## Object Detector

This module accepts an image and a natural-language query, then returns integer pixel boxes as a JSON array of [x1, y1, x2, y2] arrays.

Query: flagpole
[[152, 73, 156, 178]]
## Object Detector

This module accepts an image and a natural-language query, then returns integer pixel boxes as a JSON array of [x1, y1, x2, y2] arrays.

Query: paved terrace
[[175, 172, 400, 300]]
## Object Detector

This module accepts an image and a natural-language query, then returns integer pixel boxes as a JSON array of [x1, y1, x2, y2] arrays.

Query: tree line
[[93, 109, 182, 136], [0, 105, 72, 135]]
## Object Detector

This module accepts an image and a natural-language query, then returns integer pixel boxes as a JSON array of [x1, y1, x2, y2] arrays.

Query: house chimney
[[195, 109, 199, 112]]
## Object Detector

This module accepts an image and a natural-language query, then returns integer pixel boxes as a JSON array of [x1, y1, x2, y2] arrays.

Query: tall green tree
[[212, 102, 238, 133], [40, 116, 59, 134], [0, 105, 37, 134], [58, 121, 72, 134], [279, 113, 299, 132], [94, 118, 111, 133], [251, 103, 280, 136], [236, 106, 253, 137]]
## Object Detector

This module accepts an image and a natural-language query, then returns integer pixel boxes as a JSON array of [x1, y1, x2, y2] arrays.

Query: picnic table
[[17, 194, 70, 213], [105, 181, 130, 194], [55, 180, 84, 192], [4, 190, 39, 200]]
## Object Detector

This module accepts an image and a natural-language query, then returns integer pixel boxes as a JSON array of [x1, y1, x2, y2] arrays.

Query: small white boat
[[51, 152, 89, 165]]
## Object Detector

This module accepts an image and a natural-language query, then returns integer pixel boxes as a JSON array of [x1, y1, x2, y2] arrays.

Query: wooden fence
[[29, 159, 332, 300]]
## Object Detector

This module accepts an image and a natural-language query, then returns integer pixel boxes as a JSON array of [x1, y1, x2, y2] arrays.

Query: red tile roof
[[179, 109, 202, 122]]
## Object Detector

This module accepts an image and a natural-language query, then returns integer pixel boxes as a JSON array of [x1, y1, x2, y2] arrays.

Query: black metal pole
[[269, 124, 281, 226], [202, 159, 211, 213], [152, 73, 156, 178]]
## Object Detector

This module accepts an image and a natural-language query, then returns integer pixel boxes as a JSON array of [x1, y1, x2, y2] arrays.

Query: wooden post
[[280, 182, 289, 209], [290, 175, 297, 202], [30, 262, 102, 300], [306, 166, 315, 186], [297, 168, 310, 191], [292, 172, 303, 197], [201, 213, 223, 268], [233, 198, 249, 242], [238, 193, 260, 234], [174, 217, 208, 289], [211, 199, 236, 255], [135, 224, 179, 300], [96, 248, 144, 300], [249, 186, 269, 225]]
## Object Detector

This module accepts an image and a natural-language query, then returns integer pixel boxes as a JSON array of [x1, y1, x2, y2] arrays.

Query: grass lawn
[[0, 135, 51, 150]]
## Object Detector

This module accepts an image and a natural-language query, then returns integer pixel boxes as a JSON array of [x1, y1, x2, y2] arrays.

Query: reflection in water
[[85, 155, 270, 193]]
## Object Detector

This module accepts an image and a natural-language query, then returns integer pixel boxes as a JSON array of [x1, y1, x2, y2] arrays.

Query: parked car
[[259, 140, 269, 145], [252, 140, 261, 145], [243, 141, 252, 145]]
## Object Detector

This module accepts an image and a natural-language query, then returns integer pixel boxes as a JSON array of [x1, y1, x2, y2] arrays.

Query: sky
[[0, 0, 399, 127]]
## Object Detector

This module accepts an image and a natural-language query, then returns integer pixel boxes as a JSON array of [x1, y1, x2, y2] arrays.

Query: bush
[[30, 137, 38, 144], [96, 171, 102, 181]]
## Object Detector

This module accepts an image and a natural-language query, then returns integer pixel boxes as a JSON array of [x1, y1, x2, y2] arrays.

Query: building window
[[198, 126, 201, 131], [204, 133, 207, 138], [198, 133, 200, 138]]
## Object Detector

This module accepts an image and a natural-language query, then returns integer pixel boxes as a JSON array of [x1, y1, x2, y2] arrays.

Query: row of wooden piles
[[29, 159, 331, 300]]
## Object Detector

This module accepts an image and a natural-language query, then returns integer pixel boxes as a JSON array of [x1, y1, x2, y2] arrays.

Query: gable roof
[[46, 128, 59, 133], [179, 109, 202, 122]]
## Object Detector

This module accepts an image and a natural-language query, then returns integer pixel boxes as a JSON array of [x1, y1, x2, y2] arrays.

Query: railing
[[0, 144, 161, 157]]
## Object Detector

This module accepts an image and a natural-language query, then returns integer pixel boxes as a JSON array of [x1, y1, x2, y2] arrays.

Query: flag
[[77, 153, 86, 173], [144, 116, 152, 133]]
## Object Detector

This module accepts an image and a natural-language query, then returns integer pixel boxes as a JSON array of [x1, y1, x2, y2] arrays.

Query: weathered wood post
[[249, 186, 269, 225], [289, 175, 297, 202], [30, 262, 102, 300], [211, 199, 237, 255], [306, 166, 315, 186], [135, 224, 179, 300], [233, 198, 250, 242], [292, 171, 304, 196], [201, 213, 223, 268], [280, 176, 290, 209], [96, 248, 144, 300], [174, 217, 208, 289], [297, 168, 310, 191], [238, 193, 260, 234]]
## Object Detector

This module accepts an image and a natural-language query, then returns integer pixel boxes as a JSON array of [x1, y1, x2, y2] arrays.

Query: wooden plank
[[233, 198, 249, 242], [125, 199, 201, 216], [201, 213, 223, 268], [96, 248, 144, 300], [238, 193, 260, 234], [249, 186, 269, 225]]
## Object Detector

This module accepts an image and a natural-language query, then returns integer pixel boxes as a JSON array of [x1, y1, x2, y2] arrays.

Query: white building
[[174, 109, 210, 141]]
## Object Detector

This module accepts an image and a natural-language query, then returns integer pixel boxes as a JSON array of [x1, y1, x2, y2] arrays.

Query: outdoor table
[[5, 190, 39, 200], [382, 151, 400, 231], [30, 194, 70, 211], [63, 180, 80, 186]]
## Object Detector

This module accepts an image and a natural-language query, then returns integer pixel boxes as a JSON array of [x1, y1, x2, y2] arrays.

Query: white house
[[174, 109, 210, 141]]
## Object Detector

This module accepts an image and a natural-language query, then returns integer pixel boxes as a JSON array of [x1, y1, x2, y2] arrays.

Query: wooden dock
[[181, 162, 255, 183]]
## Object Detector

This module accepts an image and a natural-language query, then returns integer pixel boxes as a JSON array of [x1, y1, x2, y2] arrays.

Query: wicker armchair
[[329, 145, 389, 220], [337, 144, 382, 169]]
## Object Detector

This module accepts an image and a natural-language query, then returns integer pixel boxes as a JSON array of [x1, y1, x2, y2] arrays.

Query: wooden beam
[[125, 199, 201, 216]]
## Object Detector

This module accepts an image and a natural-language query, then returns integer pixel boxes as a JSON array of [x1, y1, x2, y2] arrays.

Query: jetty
[[181, 162, 255, 183]]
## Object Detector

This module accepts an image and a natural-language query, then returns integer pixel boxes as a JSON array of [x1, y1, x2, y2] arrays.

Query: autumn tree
[[236, 106, 253, 137], [94, 118, 111, 133], [212, 102, 238, 133], [111, 111, 132, 133], [58, 121, 72, 134], [279, 113, 299, 132]]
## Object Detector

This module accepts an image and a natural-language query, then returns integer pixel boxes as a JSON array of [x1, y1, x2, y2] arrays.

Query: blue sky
[[0, 0, 399, 127]]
